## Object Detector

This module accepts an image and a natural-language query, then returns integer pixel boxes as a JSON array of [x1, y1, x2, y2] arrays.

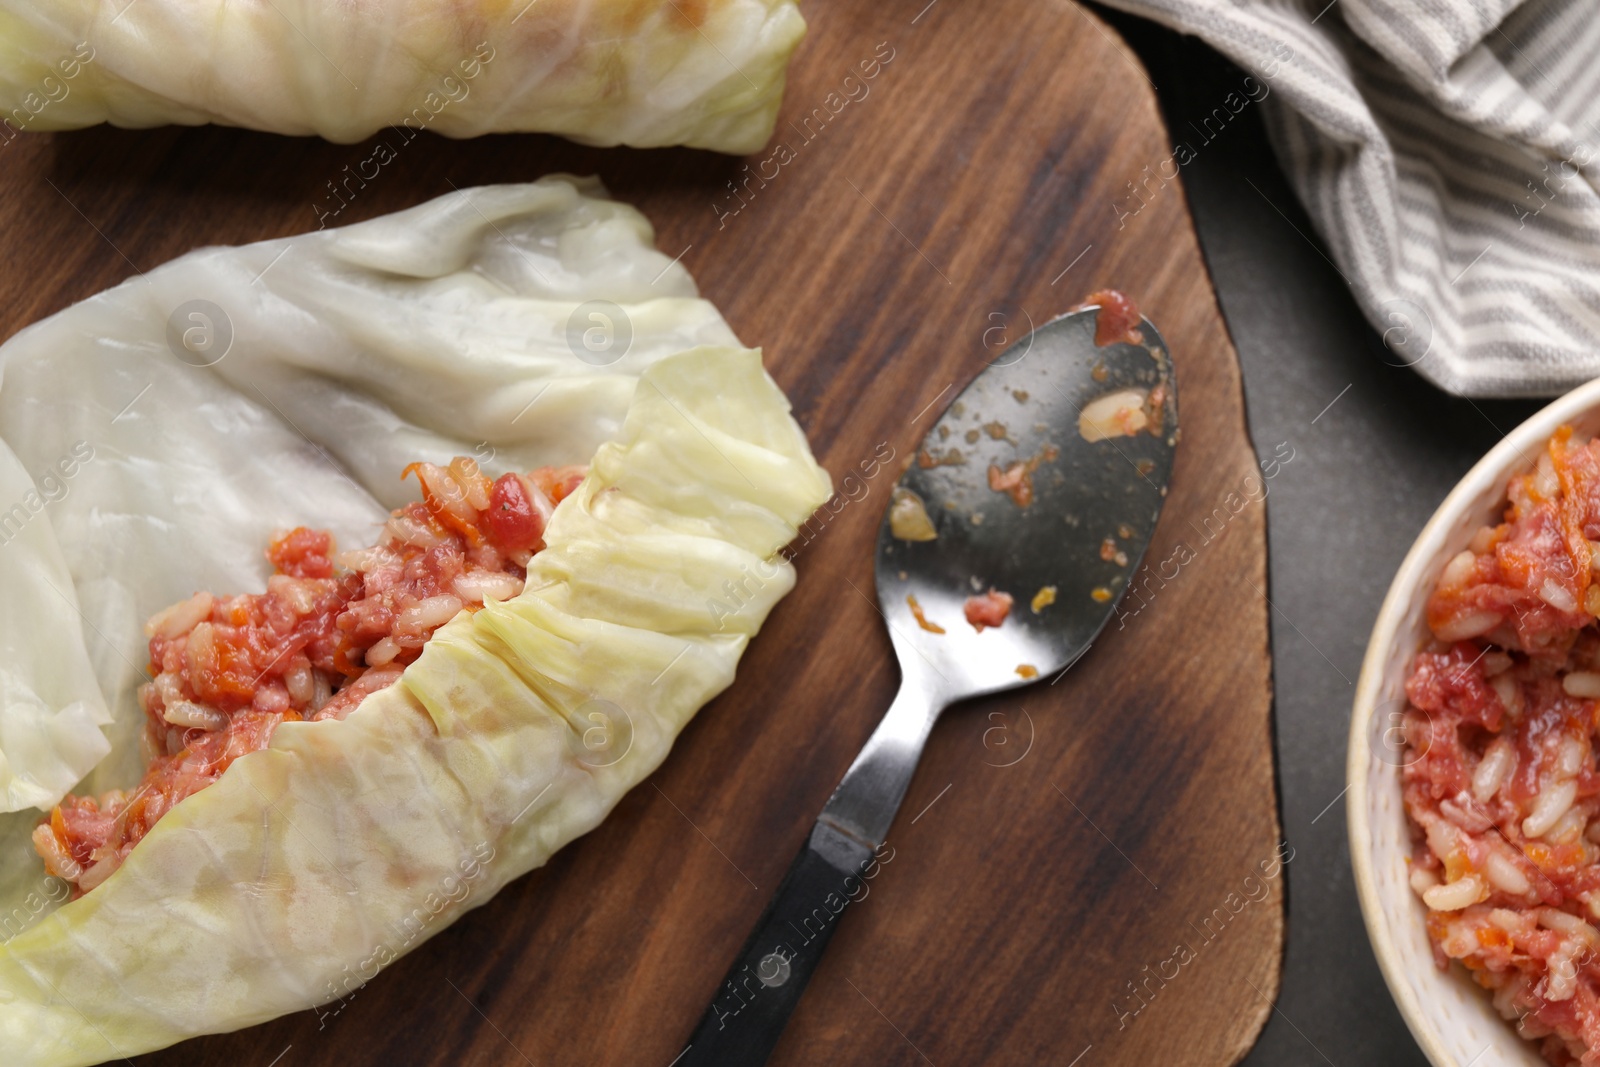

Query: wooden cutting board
[[0, 1, 1283, 1063]]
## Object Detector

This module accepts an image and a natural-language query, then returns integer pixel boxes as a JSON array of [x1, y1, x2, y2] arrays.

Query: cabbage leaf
[[0, 177, 830, 1064]]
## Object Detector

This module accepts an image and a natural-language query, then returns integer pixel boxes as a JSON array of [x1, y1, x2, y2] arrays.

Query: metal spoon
[[677, 300, 1179, 1065]]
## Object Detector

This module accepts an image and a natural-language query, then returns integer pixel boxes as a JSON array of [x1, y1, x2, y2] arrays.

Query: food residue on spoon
[[988, 461, 1033, 507], [1071, 288, 1171, 442], [1075, 288, 1144, 347], [1078, 388, 1149, 441], [1090, 585, 1114, 603], [986, 443, 1059, 508], [1016, 664, 1039, 679], [907, 594, 945, 634], [1147, 381, 1168, 432], [964, 589, 1014, 632], [889, 487, 938, 542], [1098, 537, 1129, 567], [917, 447, 966, 469], [1031, 586, 1057, 613]]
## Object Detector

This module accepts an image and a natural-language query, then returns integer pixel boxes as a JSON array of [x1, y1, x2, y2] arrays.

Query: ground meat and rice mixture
[[33, 458, 584, 897], [1403, 427, 1600, 1065]]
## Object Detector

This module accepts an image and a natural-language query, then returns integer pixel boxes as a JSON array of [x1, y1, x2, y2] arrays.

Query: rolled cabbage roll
[[0, 176, 831, 1065], [0, 0, 805, 153]]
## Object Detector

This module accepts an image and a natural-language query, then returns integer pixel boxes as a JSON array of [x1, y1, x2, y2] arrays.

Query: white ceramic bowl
[[1350, 379, 1600, 1067]]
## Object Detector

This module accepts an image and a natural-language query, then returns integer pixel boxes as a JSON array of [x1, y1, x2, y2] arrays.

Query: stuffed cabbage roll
[[0, 177, 830, 1065], [0, 0, 805, 153]]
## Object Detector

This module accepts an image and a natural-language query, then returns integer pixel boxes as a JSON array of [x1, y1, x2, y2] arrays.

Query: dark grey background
[[1092, 10, 1551, 1065]]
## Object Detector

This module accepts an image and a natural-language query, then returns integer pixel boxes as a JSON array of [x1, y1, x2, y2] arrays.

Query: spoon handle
[[676, 682, 939, 1065], [675, 821, 876, 1066]]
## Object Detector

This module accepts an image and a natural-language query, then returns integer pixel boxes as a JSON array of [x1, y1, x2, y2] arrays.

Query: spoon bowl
[[877, 307, 1178, 698]]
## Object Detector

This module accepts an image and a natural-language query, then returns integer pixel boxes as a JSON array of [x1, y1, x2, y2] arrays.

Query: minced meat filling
[[1404, 428, 1600, 1067], [33, 458, 584, 896]]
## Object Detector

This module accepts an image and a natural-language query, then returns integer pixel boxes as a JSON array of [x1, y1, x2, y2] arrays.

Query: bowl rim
[[1347, 376, 1600, 1067]]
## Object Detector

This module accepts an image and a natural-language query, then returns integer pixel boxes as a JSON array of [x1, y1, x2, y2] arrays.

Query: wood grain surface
[[0, 1, 1283, 1063]]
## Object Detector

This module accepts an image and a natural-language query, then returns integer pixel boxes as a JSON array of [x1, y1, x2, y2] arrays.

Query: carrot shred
[[1550, 428, 1594, 605]]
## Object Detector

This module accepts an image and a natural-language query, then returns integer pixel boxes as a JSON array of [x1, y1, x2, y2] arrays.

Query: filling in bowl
[[32, 458, 584, 897], [1404, 427, 1600, 1066]]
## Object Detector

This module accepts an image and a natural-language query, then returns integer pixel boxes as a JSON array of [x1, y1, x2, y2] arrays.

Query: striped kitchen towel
[[1098, 0, 1600, 398]]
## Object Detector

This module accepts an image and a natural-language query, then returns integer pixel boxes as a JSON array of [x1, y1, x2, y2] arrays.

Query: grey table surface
[[1093, 9, 1554, 1066]]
